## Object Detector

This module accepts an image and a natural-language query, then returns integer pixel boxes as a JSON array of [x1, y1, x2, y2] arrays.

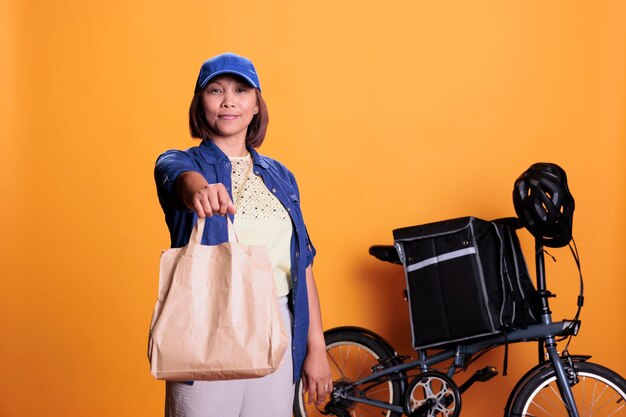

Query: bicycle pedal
[[459, 366, 499, 394]]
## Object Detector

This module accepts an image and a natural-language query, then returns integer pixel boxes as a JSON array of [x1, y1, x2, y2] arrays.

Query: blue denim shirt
[[154, 139, 315, 382]]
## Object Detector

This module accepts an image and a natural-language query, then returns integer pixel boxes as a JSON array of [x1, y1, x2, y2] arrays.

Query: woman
[[154, 52, 332, 417]]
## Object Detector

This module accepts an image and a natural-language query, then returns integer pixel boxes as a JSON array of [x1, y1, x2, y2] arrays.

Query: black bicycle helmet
[[512, 162, 575, 248]]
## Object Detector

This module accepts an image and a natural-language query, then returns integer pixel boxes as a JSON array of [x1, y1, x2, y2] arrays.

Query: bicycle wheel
[[509, 361, 626, 416], [293, 329, 403, 417]]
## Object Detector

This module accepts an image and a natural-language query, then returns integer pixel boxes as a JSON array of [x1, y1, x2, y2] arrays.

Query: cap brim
[[196, 70, 259, 92]]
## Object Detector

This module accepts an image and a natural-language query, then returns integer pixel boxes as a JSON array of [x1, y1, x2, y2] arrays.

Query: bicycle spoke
[[529, 397, 552, 416], [341, 345, 349, 373], [356, 347, 369, 379], [547, 384, 570, 414], [594, 395, 625, 416], [327, 349, 347, 380], [532, 389, 567, 416], [581, 374, 587, 415], [589, 386, 625, 416], [588, 379, 608, 411], [606, 403, 625, 417]]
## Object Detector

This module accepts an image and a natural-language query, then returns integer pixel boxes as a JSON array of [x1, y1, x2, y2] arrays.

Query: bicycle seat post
[[535, 241, 552, 323]]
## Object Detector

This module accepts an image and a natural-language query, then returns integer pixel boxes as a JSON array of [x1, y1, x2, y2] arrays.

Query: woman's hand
[[302, 266, 332, 405], [175, 171, 236, 218], [301, 343, 333, 406]]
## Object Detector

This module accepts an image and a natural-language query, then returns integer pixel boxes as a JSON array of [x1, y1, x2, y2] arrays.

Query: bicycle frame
[[533, 242, 581, 417], [331, 242, 583, 417]]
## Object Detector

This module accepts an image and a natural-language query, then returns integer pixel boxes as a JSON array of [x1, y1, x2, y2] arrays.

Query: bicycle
[[293, 165, 626, 417]]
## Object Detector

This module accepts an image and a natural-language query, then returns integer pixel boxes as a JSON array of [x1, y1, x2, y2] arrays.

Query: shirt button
[[295, 251, 299, 257], [293, 275, 297, 282], [225, 162, 230, 167], [272, 188, 277, 193], [254, 171, 260, 175], [287, 207, 291, 212]]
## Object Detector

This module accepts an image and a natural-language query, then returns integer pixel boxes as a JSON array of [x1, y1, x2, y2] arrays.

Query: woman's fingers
[[206, 186, 221, 213], [216, 186, 236, 216], [192, 197, 208, 218], [305, 377, 332, 405], [315, 380, 332, 405], [315, 382, 325, 405], [191, 183, 235, 218], [306, 378, 316, 404]]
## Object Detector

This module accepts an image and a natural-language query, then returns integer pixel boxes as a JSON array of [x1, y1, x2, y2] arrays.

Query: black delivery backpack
[[393, 217, 541, 350]]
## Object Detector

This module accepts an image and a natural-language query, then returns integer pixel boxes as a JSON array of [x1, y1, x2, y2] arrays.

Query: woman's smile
[[218, 113, 241, 120]]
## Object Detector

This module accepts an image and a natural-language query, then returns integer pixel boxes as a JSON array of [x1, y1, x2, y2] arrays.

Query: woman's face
[[201, 74, 259, 143]]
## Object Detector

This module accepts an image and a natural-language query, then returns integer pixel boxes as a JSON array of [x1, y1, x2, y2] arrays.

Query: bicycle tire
[[508, 361, 626, 417], [293, 328, 403, 417]]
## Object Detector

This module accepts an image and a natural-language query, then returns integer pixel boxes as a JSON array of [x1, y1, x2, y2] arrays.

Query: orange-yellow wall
[[1, 1, 625, 416]]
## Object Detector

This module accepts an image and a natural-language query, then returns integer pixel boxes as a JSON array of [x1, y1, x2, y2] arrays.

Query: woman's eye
[[207, 88, 221, 94], [236, 87, 248, 93]]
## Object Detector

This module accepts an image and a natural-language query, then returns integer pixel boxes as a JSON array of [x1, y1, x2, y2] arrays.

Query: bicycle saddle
[[369, 245, 402, 265]]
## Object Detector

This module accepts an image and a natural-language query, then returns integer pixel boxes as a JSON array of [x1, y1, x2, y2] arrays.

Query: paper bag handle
[[188, 216, 239, 249]]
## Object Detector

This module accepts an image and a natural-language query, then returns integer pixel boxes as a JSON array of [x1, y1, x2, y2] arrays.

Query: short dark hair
[[189, 88, 268, 148]]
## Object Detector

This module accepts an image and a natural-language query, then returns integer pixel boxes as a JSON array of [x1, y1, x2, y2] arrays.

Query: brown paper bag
[[148, 217, 288, 381]]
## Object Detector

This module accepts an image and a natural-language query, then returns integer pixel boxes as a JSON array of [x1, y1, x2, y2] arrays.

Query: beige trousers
[[165, 296, 294, 417]]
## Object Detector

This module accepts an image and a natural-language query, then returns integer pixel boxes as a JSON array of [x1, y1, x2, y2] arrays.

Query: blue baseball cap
[[194, 52, 261, 93]]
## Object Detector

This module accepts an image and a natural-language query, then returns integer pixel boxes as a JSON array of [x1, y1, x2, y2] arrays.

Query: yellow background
[[1, 1, 625, 416]]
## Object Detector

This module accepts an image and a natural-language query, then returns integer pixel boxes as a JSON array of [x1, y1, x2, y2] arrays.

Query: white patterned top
[[230, 154, 292, 296]]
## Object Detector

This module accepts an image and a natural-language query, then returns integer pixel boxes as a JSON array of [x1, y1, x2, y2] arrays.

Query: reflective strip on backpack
[[406, 247, 477, 273]]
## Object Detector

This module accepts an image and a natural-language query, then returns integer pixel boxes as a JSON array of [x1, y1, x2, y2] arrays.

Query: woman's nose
[[221, 91, 235, 107]]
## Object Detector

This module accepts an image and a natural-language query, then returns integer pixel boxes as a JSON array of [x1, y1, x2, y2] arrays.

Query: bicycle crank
[[404, 372, 462, 417]]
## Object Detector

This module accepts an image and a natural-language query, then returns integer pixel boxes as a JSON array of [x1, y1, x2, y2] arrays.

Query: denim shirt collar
[[198, 140, 270, 169]]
